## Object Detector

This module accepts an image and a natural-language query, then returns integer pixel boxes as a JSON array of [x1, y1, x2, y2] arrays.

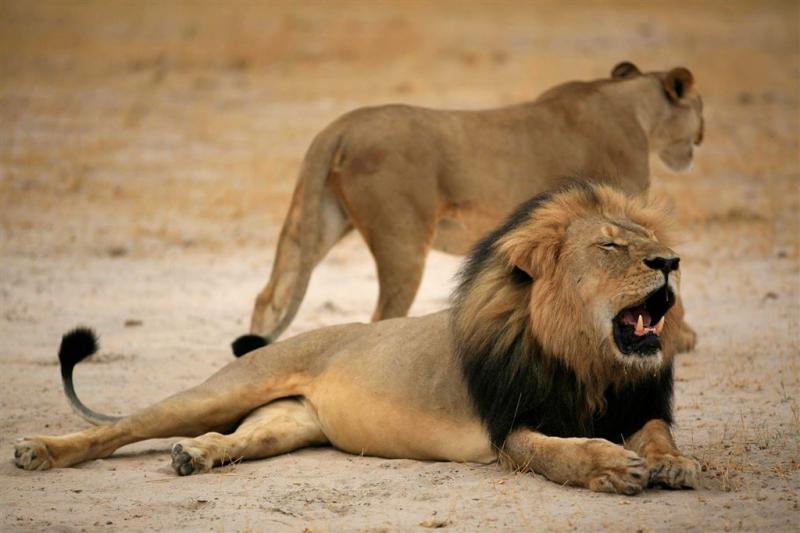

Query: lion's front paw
[[647, 453, 700, 489], [14, 438, 53, 471], [171, 442, 212, 476], [582, 439, 648, 495]]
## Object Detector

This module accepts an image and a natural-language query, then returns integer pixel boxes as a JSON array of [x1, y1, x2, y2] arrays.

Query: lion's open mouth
[[613, 284, 675, 356]]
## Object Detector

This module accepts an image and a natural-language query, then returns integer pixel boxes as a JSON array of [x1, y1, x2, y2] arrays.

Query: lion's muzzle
[[612, 283, 676, 357]]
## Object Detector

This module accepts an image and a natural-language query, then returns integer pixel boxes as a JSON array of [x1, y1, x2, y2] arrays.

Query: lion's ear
[[611, 61, 641, 79], [500, 235, 535, 279], [501, 225, 564, 281], [508, 251, 535, 279], [662, 67, 694, 102]]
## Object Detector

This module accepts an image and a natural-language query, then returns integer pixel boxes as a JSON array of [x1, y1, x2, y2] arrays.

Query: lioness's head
[[611, 61, 704, 172], [453, 182, 683, 385]]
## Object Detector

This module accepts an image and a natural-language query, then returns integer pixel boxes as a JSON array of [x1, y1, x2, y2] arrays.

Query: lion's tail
[[58, 327, 123, 425], [233, 129, 346, 357]]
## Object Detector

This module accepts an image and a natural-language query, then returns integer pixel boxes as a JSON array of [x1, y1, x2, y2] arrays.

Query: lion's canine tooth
[[655, 316, 665, 336], [635, 314, 644, 336]]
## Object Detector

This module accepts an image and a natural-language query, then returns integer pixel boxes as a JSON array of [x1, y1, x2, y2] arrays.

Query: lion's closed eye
[[598, 242, 626, 251]]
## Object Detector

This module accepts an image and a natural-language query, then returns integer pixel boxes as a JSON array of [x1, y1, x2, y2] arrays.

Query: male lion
[[238, 61, 704, 354], [15, 183, 699, 494]]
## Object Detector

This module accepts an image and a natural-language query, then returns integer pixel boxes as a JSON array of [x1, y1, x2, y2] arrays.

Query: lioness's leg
[[674, 320, 697, 353], [501, 429, 648, 495], [250, 186, 352, 340], [345, 203, 434, 321], [370, 240, 430, 321], [624, 419, 700, 488], [333, 153, 439, 321], [170, 398, 327, 475], [668, 298, 697, 354]]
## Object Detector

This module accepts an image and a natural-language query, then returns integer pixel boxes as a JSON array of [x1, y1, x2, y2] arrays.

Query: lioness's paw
[[171, 442, 212, 476], [648, 453, 700, 489], [14, 438, 53, 471], [582, 439, 647, 495]]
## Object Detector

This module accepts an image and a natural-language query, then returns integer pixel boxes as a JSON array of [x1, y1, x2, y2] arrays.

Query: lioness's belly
[[306, 374, 495, 464]]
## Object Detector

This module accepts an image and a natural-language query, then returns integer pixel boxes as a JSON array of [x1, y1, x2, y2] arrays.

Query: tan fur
[[248, 62, 704, 342], [15, 184, 699, 494], [501, 430, 649, 495]]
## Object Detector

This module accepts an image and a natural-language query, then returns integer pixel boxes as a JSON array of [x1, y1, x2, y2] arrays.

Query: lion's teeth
[[635, 314, 645, 336], [655, 316, 665, 336]]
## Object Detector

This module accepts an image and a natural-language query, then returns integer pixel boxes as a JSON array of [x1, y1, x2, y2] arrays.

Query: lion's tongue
[[621, 305, 667, 336], [621, 307, 651, 326]]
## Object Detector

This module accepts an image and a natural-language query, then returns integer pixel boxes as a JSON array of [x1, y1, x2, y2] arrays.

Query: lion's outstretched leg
[[15, 356, 310, 470], [624, 419, 700, 489], [501, 429, 648, 495], [14, 388, 257, 471], [170, 398, 327, 475]]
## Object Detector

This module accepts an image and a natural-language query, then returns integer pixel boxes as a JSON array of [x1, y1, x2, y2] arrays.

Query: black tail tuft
[[58, 327, 99, 376], [231, 334, 269, 358]]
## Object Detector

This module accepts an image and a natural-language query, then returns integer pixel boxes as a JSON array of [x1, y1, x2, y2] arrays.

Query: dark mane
[[453, 180, 601, 296], [451, 183, 673, 448], [454, 192, 552, 295]]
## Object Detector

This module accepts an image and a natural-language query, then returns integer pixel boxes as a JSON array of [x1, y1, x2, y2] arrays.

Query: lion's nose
[[644, 256, 680, 274]]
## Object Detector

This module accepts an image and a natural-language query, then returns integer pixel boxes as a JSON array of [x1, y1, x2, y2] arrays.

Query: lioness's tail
[[59, 328, 123, 425], [234, 128, 351, 357]]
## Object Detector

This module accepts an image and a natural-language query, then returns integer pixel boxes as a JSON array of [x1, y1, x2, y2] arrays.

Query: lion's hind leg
[[501, 429, 648, 495], [170, 398, 327, 476], [14, 384, 254, 471], [14, 359, 306, 471]]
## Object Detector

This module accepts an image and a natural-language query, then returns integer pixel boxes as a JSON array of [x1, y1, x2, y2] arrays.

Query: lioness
[[15, 183, 699, 494], [239, 61, 704, 353]]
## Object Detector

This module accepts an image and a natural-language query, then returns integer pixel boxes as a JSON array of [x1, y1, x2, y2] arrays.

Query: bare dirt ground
[[1, 1, 798, 531]]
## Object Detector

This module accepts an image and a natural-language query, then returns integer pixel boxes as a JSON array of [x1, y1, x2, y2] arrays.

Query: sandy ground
[[1, 1, 799, 531]]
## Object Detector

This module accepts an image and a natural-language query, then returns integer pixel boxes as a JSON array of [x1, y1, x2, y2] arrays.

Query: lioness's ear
[[611, 61, 641, 79], [662, 67, 694, 102]]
